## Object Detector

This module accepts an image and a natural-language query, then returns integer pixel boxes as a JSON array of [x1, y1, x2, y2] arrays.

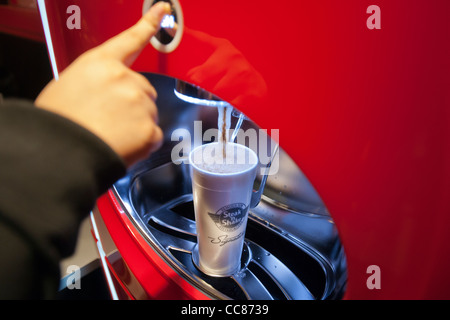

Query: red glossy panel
[[96, 192, 210, 300], [0, 5, 44, 41]]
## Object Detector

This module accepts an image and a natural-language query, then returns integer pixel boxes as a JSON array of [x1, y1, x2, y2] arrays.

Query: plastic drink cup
[[190, 142, 258, 277]]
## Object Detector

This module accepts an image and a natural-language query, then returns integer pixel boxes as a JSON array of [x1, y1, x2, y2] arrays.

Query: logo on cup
[[208, 203, 249, 232]]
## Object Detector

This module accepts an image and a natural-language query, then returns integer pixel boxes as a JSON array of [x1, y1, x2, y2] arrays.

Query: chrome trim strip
[[37, 0, 59, 80], [90, 212, 119, 300]]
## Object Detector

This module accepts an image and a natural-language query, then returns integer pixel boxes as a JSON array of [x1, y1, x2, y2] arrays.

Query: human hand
[[35, 2, 171, 167]]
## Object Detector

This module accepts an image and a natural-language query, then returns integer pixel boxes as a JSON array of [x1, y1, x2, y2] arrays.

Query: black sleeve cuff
[[0, 99, 126, 262]]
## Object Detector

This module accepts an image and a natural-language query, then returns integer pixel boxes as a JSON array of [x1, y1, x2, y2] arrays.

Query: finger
[[146, 96, 159, 124], [131, 71, 158, 101], [149, 125, 164, 153], [98, 2, 171, 66]]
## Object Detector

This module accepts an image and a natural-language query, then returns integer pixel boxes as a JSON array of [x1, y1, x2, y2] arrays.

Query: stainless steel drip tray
[[114, 161, 344, 300]]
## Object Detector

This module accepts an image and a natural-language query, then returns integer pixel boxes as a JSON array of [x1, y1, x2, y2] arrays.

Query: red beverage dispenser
[[38, 0, 450, 299]]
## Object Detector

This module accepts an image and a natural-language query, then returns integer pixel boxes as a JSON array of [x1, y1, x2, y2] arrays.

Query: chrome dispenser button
[[143, 0, 184, 53]]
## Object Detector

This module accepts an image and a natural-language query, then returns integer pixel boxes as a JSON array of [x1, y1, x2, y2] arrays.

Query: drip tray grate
[[141, 196, 325, 300]]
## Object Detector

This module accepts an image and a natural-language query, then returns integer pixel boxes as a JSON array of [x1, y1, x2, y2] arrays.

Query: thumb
[[98, 2, 171, 66]]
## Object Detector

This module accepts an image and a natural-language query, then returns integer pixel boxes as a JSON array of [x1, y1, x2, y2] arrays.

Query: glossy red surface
[[96, 191, 210, 300], [41, 0, 450, 299], [0, 4, 44, 42]]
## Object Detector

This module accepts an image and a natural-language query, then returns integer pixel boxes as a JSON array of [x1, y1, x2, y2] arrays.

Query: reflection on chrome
[[174, 88, 231, 108]]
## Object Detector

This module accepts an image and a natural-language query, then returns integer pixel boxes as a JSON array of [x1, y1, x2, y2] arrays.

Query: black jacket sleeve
[[0, 99, 126, 299]]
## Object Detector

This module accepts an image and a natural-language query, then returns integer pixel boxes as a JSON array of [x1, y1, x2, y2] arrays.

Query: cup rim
[[189, 142, 258, 177]]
